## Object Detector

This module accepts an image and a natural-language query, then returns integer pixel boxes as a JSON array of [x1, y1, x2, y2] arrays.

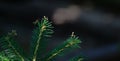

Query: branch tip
[[71, 32, 75, 37]]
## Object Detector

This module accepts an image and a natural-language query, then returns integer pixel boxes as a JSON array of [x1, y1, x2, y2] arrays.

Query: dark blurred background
[[0, 0, 120, 61]]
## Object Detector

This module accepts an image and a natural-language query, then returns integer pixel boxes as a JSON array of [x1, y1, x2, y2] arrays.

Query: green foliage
[[0, 30, 26, 61], [0, 16, 83, 61], [42, 32, 81, 61], [31, 16, 54, 61], [69, 55, 83, 61], [0, 51, 10, 61]]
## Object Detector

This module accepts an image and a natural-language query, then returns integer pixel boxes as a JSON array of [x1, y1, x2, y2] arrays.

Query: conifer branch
[[45, 32, 81, 61], [0, 16, 83, 61], [4, 30, 25, 61], [32, 22, 44, 61], [32, 16, 53, 61]]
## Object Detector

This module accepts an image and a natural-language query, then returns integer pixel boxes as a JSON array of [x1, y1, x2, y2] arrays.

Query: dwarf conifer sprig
[[31, 16, 54, 61], [0, 30, 25, 61], [0, 16, 83, 61], [43, 32, 82, 61]]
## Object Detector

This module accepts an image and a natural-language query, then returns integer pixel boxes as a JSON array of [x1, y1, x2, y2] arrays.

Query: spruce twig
[[0, 16, 83, 61], [31, 16, 54, 61], [0, 30, 25, 61], [44, 32, 82, 61]]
